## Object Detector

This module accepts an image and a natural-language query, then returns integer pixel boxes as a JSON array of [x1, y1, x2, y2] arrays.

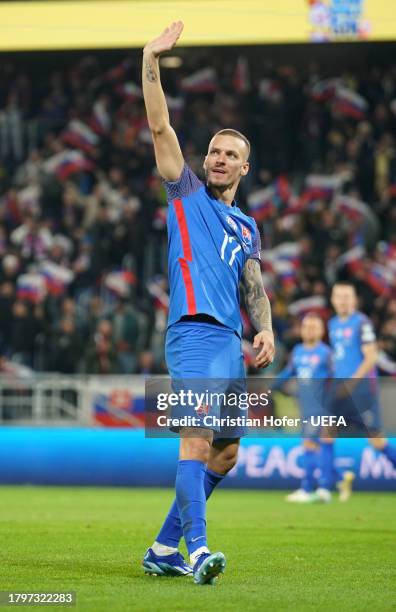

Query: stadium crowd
[[0, 49, 395, 375]]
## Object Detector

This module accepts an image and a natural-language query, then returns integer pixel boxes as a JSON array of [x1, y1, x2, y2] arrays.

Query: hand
[[144, 21, 184, 57], [253, 330, 275, 368]]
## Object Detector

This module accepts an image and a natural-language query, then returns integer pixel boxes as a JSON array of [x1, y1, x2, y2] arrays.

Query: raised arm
[[142, 21, 185, 181], [242, 258, 275, 368]]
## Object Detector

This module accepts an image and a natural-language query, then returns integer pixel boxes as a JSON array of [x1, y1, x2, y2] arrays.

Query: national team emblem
[[241, 225, 251, 243], [344, 328, 352, 338], [226, 216, 238, 231], [195, 403, 210, 416], [310, 355, 320, 365]]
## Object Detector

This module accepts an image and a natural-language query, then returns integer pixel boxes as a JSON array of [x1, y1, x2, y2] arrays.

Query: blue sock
[[301, 448, 317, 493], [318, 441, 336, 490], [382, 442, 396, 468], [156, 467, 224, 548], [175, 459, 207, 556]]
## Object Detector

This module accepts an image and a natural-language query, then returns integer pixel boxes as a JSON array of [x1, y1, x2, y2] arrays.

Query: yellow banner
[[0, 0, 395, 51]]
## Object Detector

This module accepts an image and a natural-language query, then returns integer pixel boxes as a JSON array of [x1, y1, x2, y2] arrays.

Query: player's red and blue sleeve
[[248, 220, 261, 262], [163, 163, 203, 201]]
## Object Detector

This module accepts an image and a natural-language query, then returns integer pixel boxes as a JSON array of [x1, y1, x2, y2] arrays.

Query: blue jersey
[[277, 341, 332, 382], [275, 341, 332, 420], [164, 164, 261, 336], [328, 311, 377, 378]]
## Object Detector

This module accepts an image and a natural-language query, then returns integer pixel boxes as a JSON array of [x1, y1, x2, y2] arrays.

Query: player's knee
[[180, 435, 211, 463]]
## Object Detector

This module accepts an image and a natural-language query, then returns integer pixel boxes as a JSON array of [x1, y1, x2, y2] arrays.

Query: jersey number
[[220, 230, 241, 266]]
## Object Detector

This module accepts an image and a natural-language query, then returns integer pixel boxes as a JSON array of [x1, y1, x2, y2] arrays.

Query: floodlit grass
[[0, 487, 395, 611]]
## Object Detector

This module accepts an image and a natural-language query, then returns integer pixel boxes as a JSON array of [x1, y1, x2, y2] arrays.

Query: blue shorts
[[165, 320, 247, 439]]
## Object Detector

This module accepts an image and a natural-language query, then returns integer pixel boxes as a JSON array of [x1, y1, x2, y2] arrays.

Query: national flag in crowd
[[311, 79, 368, 120], [333, 195, 372, 223], [105, 270, 137, 297], [310, 78, 340, 102], [274, 175, 292, 205], [90, 98, 111, 135], [301, 174, 344, 204], [62, 120, 99, 156], [147, 276, 169, 312], [247, 186, 275, 221], [273, 242, 301, 267], [43, 150, 95, 181], [39, 262, 74, 296], [365, 264, 394, 297], [233, 56, 250, 94], [115, 82, 143, 102], [181, 68, 217, 93], [288, 295, 328, 318], [260, 243, 300, 289], [335, 246, 365, 274], [273, 259, 297, 288], [16, 273, 47, 303], [332, 87, 368, 120]]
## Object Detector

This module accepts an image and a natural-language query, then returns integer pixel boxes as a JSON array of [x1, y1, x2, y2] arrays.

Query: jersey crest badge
[[241, 225, 251, 243], [195, 403, 210, 416]]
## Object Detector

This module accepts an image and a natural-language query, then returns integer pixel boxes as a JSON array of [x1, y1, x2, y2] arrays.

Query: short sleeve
[[360, 317, 376, 344], [248, 220, 261, 261], [163, 163, 203, 201]]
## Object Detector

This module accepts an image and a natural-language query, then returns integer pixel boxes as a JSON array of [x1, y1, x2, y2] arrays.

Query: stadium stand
[[0, 48, 395, 374]]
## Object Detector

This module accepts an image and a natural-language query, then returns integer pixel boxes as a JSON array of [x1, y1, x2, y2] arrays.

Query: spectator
[[51, 317, 84, 374], [83, 319, 118, 374]]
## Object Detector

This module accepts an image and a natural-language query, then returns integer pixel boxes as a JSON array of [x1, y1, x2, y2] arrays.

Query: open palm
[[145, 21, 184, 57]]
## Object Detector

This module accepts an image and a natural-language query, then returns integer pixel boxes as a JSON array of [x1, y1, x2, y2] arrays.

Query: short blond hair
[[212, 128, 251, 160]]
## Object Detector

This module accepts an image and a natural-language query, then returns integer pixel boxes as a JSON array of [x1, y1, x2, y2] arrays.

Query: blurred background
[[0, 0, 395, 490]]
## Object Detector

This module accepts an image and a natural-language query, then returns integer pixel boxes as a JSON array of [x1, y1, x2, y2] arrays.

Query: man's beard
[[205, 168, 232, 191]]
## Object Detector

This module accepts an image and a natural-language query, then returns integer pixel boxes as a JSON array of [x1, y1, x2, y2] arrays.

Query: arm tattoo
[[145, 58, 158, 83], [242, 259, 272, 333]]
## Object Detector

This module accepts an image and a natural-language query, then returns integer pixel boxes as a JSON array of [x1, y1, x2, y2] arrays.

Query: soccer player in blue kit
[[141, 22, 275, 584], [318, 281, 396, 501], [274, 314, 332, 502], [275, 313, 354, 503]]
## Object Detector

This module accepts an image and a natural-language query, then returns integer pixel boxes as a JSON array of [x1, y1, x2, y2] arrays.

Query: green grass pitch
[[0, 486, 395, 611]]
